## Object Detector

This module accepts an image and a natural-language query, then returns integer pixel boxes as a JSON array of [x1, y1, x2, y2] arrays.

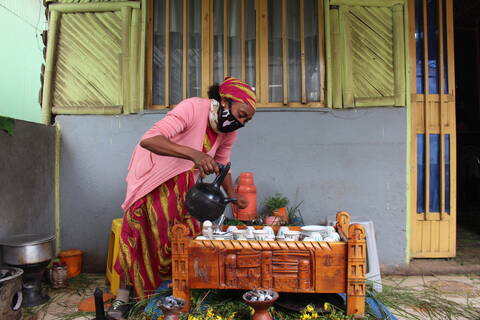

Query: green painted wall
[[0, 0, 46, 123]]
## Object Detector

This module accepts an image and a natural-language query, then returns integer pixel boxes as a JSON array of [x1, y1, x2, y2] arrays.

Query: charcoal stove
[[0, 234, 55, 307], [0, 267, 24, 320]]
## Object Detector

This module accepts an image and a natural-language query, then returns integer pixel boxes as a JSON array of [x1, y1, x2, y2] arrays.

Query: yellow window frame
[[145, 0, 326, 109]]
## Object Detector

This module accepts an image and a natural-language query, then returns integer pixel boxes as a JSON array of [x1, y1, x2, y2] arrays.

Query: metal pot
[[186, 162, 237, 222], [0, 234, 55, 266]]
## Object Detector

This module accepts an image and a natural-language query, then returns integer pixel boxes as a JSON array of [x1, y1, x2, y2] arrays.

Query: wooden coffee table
[[171, 211, 366, 316]]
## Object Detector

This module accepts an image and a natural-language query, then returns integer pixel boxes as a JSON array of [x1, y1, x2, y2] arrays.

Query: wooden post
[[298, 259, 310, 290], [346, 223, 366, 316], [300, 0, 306, 104], [282, 0, 288, 105], [129, 8, 141, 113], [422, 0, 430, 219], [330, 7, 342, 108], [324, 0, 332, 107], [49, 2, 140, 13], [165, 0, 171, 106], [121, 6, 132, 114], [223, 0, 228, 78], [201, 0, 211, 98], [182, 0, 188, 100], [392, 4, 406, 106], [340, 6, 354, 107], [318, 0, 326, 104], [335, 211, 350, 240], [261, 251, 273, 288], [171, 224, 191, 312], [41, 10, 61, 124], [145, 0, 153, 108]]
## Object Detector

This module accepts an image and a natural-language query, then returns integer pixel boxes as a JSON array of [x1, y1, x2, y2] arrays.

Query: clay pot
[[58, 249, 83, 278], [50, 262, 68, 288], [273, 207, 288, 223], [232, 172, 257, 221], [242, 291, 279, 320], [157, 297, 185, 320], [263, 216, 282, 226]]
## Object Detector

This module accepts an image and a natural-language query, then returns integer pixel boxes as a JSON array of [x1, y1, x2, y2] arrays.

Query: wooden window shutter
[[41, 2, 146, 123], [326, 0, 406, 108]]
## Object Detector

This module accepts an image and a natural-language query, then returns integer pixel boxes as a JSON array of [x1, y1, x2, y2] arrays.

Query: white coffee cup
[[276, 226, 290, 238], [245, 227, 255, 239], [226, 226, 238, 233], [326, 226, 336, 236], [263, 226, 275, 238], [284, 230, 301, 241], [233, 229, 247, 240], [303, 237, 316, 241], [310, 232, 323, 241], [195, 236, 208, 240], [202, 220, 213, 239], [253, 229, 269, 241]]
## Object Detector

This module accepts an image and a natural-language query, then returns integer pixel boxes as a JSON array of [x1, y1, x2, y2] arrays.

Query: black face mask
[[217, 102, 244, 133]]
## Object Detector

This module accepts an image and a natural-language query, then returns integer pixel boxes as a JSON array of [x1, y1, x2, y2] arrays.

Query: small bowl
[[324, 232, 341, 242], [226, 226, 238, 233], [301, 225, 330, 237], [284, 230, 301, 241]]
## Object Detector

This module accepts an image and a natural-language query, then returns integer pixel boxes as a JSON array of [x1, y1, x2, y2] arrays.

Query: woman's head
[[208, 77, 256, 132]]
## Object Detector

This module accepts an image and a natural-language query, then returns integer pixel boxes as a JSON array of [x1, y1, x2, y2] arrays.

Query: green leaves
[[0, 116, 15, 135], [264, 193, 289, 212]]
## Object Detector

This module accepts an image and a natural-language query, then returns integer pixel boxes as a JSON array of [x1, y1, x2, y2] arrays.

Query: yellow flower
[[249, 306, 255, 315], [311, 311, 318, 319], [215, 316, 222, 320], [300, 313, 312, 320], [207, 308, 215, 318], [157, 316, 165, 320], [227, 312, 237, 320], [324, 302, 331, 311], [306, 305, 315, 313]]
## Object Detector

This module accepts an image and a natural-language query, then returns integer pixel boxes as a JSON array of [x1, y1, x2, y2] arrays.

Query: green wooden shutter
[[326, 0, 406, 108], [41, 1, 146, 123]]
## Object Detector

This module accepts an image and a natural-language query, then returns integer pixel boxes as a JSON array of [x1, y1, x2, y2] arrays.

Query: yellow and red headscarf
[[219, 77, 256, 110]]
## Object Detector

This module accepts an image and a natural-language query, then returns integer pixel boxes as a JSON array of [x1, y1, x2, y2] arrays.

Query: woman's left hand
[[234, 193, 249, 209]]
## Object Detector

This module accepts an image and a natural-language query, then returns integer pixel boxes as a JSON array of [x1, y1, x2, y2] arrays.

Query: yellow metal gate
[[409, 0, 456, 257]]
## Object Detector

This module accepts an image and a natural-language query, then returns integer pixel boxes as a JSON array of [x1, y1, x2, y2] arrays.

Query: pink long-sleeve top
[[122, 97, 238, 211]]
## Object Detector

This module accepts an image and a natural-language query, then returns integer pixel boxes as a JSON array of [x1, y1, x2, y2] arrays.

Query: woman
[[114, 77, 256, 300]]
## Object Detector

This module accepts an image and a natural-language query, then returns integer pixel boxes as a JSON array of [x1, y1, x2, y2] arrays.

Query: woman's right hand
[[191, 151, 219, 178]]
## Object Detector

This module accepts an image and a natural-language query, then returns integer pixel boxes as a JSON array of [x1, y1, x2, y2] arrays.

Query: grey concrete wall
[[0, 120, 55, 264], [56, 107, 407, 272]]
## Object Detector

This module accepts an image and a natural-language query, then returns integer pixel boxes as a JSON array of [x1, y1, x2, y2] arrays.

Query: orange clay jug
[[232, 172, 257, 221]]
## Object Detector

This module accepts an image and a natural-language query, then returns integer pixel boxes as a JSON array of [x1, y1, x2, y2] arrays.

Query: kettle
[[186, 162, 237, 222]]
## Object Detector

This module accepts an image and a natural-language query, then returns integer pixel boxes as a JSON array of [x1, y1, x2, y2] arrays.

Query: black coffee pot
[[186, 162, 237, 222]]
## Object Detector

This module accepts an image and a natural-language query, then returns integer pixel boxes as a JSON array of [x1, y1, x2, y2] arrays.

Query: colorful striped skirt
[[114, 170, 201, 297]]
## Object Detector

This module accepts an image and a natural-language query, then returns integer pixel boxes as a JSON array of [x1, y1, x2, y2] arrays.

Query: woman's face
[[221, 98, 255, 125]]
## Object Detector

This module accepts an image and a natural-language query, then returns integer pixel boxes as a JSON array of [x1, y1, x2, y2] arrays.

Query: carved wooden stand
[[172, 211, 366, 316]]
